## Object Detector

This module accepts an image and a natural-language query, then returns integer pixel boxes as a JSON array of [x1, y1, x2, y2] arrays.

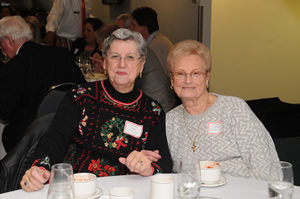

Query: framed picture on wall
[[102, 0, 122, 5]]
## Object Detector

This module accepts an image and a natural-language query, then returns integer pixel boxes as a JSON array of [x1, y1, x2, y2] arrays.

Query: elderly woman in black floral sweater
[[21, 28, 172, 192]]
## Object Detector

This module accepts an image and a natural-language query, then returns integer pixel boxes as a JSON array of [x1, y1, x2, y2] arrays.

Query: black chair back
[[37, 82, 76, 117], [0, 113, 55, 193]]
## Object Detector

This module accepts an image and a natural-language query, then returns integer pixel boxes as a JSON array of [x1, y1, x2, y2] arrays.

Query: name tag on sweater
[[124, 121, 143, 138], [207, 121, 224, 134]]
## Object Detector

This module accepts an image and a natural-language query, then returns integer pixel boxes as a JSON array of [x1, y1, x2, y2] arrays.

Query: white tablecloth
[[1, 174, 300, 199]]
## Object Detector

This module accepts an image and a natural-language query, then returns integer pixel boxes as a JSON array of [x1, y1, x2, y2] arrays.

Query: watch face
[[102, 0, 122, 5]]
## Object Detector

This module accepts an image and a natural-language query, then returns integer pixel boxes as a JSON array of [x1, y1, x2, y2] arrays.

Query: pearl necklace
[[182, 97, 209, 152]]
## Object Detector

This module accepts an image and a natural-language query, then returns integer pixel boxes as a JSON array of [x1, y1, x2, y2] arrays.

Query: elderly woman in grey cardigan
[[166, 40, 279, 180]]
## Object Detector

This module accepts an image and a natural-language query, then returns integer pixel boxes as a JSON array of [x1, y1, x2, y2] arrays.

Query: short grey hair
[[102, 28, 147, 59], [0, 16, 33, 43]]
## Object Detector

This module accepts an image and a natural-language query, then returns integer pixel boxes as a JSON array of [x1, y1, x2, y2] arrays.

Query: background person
[[21, 28, 172, 192], [166, 40, 279, 180], [71, 17, 104, 60], [130, 7, 173, 78], [43, 0, 92, 49], [115, 13, 131, 29], [91, 24, 119, 73], [0, 16, 85, 153], [24, 15, 42, 43], [0, 5, 12, 19]]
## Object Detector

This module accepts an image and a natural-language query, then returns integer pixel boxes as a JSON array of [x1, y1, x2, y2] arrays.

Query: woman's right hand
[[20, 166, 50, 192]]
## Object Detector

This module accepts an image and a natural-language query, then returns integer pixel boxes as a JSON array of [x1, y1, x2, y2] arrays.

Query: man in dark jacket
[[0, 16, 85, 152]]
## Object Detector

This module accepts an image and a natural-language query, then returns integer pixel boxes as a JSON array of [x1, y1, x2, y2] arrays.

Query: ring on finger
[[139, 160, 144, 165], [24, 180, 29, 187]]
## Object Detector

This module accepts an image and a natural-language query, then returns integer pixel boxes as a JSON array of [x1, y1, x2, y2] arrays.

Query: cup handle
[[100, 195, 109, 199]]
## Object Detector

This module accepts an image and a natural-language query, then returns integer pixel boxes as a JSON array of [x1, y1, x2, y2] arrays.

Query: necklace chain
[[182, 97, 210, 152]]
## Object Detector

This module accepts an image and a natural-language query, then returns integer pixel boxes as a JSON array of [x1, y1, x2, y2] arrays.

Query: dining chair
[[246, 97, 300, 139], [0, 113, 55, 193], [37, 82, 76, 117]]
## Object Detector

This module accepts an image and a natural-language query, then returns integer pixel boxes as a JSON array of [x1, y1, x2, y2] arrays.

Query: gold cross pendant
[[192, 143, 196, 152]]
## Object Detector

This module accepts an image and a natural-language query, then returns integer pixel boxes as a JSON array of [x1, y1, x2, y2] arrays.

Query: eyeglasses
[[107, 54, 142, 63], [172, 70, 206, 80]]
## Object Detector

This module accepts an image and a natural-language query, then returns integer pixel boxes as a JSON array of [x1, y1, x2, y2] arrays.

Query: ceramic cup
[[100, 187, 135, 199], [199, 161, 221, 184], [151, 175, 174, 199], [74, 173, 97, 198]]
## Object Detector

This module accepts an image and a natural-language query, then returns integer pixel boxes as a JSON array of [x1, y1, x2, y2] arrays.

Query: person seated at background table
[[34, 10, 47, 40], [24, 15, 42, 44], [166, 40, 279, 181], [115, 13, 131, 29], [92, 24, 178, 112], [71, 17, 104, 61], [0, 16, 85, 153], [91, 24, 119, 73], [0, 5, 12, 19], [20, 28, 172, 192]]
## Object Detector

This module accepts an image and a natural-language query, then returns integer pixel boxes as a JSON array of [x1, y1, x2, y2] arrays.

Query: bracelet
[[150, 165, 154, 175], [39, 167, 46, 171]]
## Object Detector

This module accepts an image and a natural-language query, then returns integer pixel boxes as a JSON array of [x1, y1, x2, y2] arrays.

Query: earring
[[170, 85, 173, 89], [140, 72, 142, 78], [104, 70, 107, 75]]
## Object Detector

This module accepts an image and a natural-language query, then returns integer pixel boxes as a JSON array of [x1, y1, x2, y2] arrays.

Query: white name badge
[[207, 121, 224, 134], [124, 121, 143, 138]]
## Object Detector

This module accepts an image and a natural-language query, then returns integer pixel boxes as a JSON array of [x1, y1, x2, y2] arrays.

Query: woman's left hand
[[91, 52, 104, 73], [119, 151, 153, 176]]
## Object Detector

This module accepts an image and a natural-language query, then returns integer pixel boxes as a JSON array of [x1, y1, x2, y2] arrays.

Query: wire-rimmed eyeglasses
[[171, 70, 206, 80], [107, 53, 143, 63]]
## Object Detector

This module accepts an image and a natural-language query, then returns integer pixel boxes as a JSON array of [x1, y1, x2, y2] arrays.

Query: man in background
[[130, 7, 173, 78], [44, 0, 92, 50], [0, 16, 85, 153]]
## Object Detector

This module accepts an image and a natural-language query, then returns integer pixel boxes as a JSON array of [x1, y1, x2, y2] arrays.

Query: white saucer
[[201, 176, 227, 187], [74, 187, 103, 199]]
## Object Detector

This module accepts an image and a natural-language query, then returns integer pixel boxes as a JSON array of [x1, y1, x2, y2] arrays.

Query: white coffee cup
[[74, 173, 97, 198], [100, 187, 135, 199], [151, 175, 174, 199], [199, 161, 221, 184]]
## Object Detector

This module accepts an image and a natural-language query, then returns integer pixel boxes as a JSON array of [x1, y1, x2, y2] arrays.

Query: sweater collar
[[102, 79, 142, 105]]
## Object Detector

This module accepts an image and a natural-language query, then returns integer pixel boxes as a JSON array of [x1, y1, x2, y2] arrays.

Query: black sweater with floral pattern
[[32, 80, 172, 176]]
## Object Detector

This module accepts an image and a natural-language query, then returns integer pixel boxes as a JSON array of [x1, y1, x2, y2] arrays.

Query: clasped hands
[[119, 149, 161, 176], [21, 150, 161, 192]]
